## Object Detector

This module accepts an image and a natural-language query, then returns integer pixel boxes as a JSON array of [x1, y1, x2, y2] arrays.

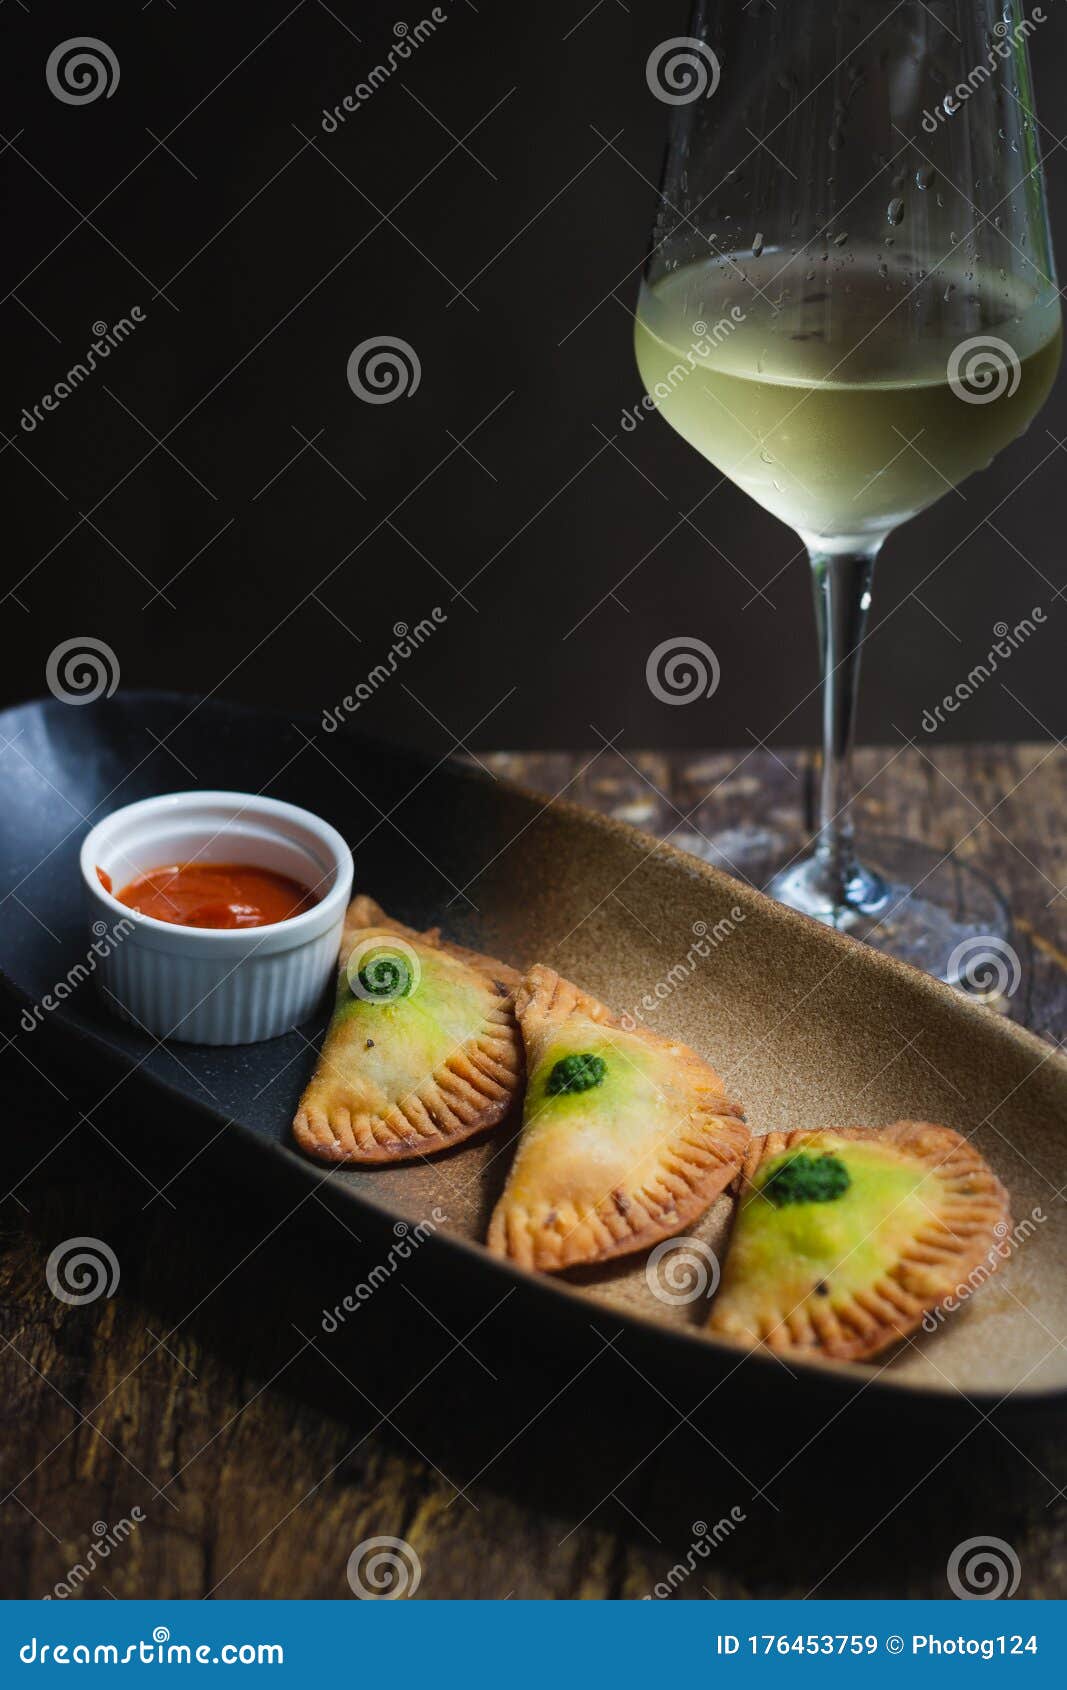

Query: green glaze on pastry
[[332, 945, 495, 1101], [708, 1122, 1011, 1361], [714, 1139, 931, 1344], [523, 1034, 648, 1138]]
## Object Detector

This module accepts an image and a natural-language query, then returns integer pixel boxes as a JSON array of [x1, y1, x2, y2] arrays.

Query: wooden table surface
[[2, 743, 1066, 1601]]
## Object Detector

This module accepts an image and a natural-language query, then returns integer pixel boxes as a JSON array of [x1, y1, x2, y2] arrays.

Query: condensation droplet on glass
[[752, 231, 765, 257], [916, 166, 934, 191], [887, 197, 905, 226], [944, 283, 956, 302], [833, 231, 849, 247], [759, 450, 774, 464]]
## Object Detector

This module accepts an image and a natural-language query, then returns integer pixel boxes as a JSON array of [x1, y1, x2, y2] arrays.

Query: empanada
[[707, 1123, 1010, 1362], [293, 895, 522, 1164], [488, 964, 748, 1271]]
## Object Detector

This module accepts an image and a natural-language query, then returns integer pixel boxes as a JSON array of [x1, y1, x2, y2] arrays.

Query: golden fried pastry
[[488, 963, 747, 1272], [293, 896, 522, 1164], [707, 1123, 1010, 1362]]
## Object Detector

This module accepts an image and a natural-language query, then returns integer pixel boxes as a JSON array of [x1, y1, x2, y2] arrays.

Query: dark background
[[3, 0, 1066, 755]]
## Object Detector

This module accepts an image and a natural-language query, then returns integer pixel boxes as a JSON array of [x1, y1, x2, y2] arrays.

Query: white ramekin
[[79, 791, 353, 1045]]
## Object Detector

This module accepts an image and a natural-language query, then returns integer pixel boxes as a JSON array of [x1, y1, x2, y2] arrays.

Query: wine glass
[[636, 0, 1061, 982]]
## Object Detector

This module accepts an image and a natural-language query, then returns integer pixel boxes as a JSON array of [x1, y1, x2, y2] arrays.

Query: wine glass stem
[[807, 543, 882, 906]]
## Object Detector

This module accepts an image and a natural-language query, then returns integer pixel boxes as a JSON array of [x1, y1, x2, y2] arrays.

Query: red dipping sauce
[[110, 862, 318, 930]]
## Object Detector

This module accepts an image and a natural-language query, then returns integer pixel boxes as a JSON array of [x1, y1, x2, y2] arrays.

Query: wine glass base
[[766, 834, 1021, 1005]]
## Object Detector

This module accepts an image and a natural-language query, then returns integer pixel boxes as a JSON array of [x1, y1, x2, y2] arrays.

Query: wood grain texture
[[1, 744, 1065, 1601]]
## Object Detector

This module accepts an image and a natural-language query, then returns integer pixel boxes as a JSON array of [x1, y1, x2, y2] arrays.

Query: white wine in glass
[[636, 1, 1061, 977], [636, 252, 1060, 543]]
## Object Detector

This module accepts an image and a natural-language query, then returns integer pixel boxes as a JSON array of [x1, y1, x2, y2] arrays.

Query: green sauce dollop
[[762, 1151, 851, 1207], [546, 1052, 607, 1095], [355, 950, 414, 1002]]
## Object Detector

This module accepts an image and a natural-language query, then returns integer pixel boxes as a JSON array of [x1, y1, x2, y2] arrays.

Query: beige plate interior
[[318, 771, 1067, 1400]]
